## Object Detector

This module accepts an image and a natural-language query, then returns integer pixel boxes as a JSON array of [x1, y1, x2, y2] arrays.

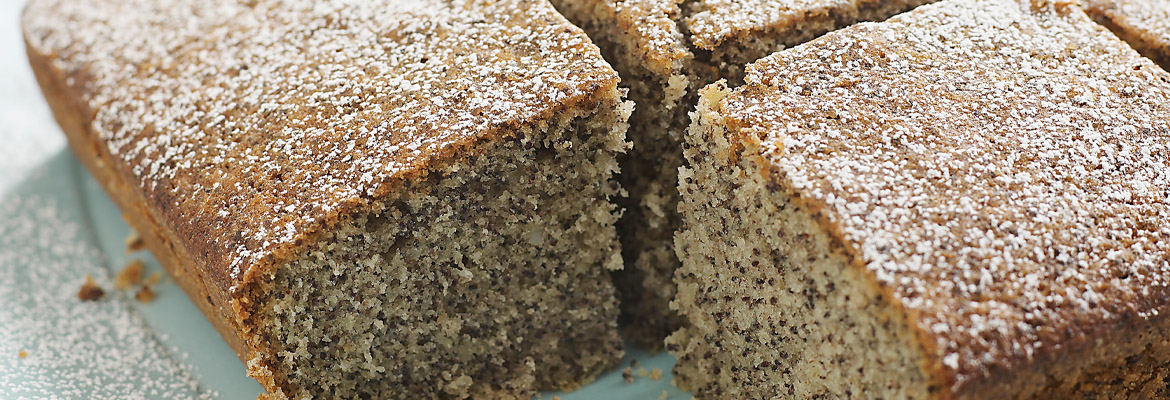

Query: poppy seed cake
[[1085, 0, 1170, 70], [22, 0, 632, 398], [549, 0, 937, 348], [670, 0, 1170, 397]]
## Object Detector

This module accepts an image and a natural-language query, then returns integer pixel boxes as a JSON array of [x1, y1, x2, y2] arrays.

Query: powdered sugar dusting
[[1089, 0, 1170, 45], [0, 0, 63, 192], [723, 0, 1170, 391], [0, 195, 213, 399], [21, 0, 616, 291], [1087, 0, 1170, 68], [610, 0, 692, 76], [688, 0, 841, 48], [686, 0, 936, 50]]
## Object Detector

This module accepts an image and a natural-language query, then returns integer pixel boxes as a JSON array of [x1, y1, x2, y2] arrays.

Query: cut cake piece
[[549, 0, 936, 348], [1086, 0, 1170, 70], [22, 0, 631, 398], [671, 0, 1170, 398], [549, 0, 695, 349], [688, 0, 943, 81]]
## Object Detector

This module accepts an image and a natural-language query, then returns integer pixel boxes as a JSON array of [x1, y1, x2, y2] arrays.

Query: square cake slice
[[549, 0, 936, 348], [1086, 0, 1170, 70], [22, 0, 631, 398], [671, 0, 1170, 397]]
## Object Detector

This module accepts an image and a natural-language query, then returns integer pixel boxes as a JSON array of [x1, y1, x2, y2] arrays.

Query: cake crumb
[[114, 259, 145, 289], [630, 359, 641, 368], [18, 350, 28, 359], [552, 397, 560, 400], [77, 275, 104, 301], [658, 390, 668, 400], [124, 230, 145, 253], [147, 272, 163, 286], [135, 285, 157, 304], [637, 367, 648, 377], [649, 367, 663, 380], [622, 366, 635, 383]]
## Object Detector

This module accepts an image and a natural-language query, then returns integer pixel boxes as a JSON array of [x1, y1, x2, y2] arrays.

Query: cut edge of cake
[[551, 0, 944, 350], [669, 82, 943, 398], [670, 0, 1170, 397], [548, 0, 699, 349], [236, 85, 633, 398]]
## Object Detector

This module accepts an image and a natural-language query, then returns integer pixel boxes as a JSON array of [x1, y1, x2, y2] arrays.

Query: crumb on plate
[[135, 285, 157, 303], [124, 230, 145, 253], [114, 259, 144, 289], [77, 275, 104, 301]]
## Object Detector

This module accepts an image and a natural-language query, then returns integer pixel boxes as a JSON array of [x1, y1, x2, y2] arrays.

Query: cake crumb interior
[[668, 87, 932, 399], [252, 102, 631, 399]]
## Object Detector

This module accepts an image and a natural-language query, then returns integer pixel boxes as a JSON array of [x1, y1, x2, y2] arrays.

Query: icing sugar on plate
[[0, 156, 214, 399]]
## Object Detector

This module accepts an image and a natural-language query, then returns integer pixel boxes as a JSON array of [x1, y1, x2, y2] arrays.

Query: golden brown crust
[[602, 0, 693, 78], [24, 39, 253, 359], [1085, 0, 1170, 71], [684, 0, 939, 73]]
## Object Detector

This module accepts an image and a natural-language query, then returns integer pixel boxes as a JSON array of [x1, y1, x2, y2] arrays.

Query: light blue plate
[[0, 150, 689, 399]]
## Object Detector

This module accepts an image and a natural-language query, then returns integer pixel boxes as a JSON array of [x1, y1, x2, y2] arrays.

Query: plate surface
[[0, 151, 689, 399]]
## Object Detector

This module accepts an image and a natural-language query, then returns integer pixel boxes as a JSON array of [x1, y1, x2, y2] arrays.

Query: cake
[[549, 0, 937, 348], [1085, 0, 1170, 70], [22, 0, 632, 398], [670, 0, 1170, 397]]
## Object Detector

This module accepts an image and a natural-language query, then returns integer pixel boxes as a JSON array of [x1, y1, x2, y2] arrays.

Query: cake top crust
[[579, 0, 926, 65], [686, 0, 840, 49], [1086, 0, 1170, 62], [22, 0, 618, 294], [1089, 0, 1170, 41], [607, 0, 692, 76], [686, 0, 921, 50], [719, 0, 1170, 392]]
